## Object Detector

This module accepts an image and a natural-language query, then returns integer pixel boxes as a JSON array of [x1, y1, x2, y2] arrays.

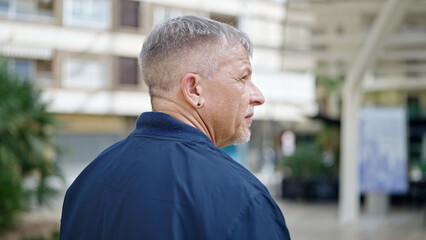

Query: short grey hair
[[139, 15, 252, 99]]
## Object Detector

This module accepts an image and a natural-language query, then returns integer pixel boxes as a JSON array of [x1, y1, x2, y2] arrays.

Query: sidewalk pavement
[[276, 199, 426, 240], [256, 171, 426, 240]]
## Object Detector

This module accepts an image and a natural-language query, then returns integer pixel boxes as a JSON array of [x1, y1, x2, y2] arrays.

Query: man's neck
[[152, 96, 215, 145]]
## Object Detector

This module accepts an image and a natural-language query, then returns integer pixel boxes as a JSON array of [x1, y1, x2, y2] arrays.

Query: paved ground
[[277, 199, 426, 240]]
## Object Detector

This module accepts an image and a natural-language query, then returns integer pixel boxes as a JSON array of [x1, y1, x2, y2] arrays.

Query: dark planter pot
[[391, 180, 426, 207], [281, 178, 306, 200], [304, 177, 338, 202], [281, 177, 339, 202]]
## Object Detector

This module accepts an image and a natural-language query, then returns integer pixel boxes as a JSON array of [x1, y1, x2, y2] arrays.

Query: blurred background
[[0, 0, 425, 239]]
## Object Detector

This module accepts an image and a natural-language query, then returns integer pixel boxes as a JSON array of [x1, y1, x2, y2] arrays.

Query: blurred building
[[0, 0, 318, 182], [284, 0, 426, 221], [287, 0, 426, 181], [2, 0, 424, 184]]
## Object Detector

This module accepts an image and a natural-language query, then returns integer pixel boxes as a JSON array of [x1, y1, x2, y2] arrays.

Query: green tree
[[0, 59, 61, 233]]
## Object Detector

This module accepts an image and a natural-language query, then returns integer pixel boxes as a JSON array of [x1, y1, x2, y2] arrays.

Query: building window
[[8, 59, 34, 82], [7, 58, 54, 88], [0, 0, 55, 23], [63, 0, 111, 29], [118, 57, 138, 85], [120, 0, 139, 28], [63, 58, 107, 89]]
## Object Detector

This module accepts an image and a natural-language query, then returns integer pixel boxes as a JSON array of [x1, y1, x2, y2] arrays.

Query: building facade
[[0, 0, 318, 183]]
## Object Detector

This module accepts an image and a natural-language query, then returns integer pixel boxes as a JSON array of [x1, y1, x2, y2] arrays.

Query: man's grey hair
[[139, 15, 252, 101]]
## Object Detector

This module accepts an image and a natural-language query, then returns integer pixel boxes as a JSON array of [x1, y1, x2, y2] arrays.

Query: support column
[[339, 0, 410, 224]]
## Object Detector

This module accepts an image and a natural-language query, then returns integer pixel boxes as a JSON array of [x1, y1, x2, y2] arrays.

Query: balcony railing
[[0, 3, 55, 24]]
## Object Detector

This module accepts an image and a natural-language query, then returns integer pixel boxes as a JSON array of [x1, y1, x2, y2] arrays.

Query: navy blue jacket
[[60, 112, 291, 240]]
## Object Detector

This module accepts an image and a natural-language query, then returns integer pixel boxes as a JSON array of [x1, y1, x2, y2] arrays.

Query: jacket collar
[[131, 112, 212, 143]]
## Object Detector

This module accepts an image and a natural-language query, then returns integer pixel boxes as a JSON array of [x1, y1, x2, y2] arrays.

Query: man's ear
[[181, 73, 203, 108]]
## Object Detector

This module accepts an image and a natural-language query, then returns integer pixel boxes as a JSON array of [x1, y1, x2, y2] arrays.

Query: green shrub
[[278, 143, 338, 179], [0, 59, 61, 233]]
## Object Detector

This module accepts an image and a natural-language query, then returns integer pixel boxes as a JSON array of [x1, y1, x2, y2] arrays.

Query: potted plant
[[278, 143, 338, 201]]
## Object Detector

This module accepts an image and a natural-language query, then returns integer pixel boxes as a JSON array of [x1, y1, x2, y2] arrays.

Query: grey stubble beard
[[232, 128, 251, 145]]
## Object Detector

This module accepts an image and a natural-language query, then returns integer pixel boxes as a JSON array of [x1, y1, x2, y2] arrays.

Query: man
[[60, 15, 291, 239]]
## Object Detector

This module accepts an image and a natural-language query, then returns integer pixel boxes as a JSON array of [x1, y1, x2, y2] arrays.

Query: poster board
[[359, 107, 408, 194]]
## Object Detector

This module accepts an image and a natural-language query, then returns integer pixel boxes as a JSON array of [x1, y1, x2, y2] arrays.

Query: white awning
[[0, 44, 54, 60]]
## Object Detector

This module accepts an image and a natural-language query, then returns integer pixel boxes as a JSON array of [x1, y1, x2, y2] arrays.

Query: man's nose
[[249, 81, 265, 106]]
